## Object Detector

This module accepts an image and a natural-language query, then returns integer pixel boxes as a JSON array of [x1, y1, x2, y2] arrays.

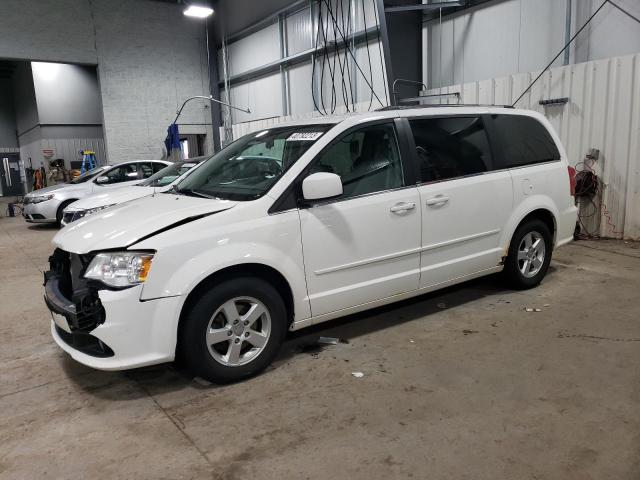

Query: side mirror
[[95, 175, 109, 184], [302, 172, 343, 201]]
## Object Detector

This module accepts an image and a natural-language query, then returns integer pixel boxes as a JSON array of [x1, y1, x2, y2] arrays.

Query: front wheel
[[503, 219, 553, 289], [179, 277, 287, 383]]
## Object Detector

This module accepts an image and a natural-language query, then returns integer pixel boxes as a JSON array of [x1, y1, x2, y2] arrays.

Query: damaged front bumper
[[44, 249, 184, 370]]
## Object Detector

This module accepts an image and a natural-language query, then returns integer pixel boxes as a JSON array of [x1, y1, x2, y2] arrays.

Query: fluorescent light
[[183, 5, 214, 18]]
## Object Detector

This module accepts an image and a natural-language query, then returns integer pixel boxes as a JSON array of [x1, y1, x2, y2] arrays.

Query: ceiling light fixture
[[183, 5, 214, 18]]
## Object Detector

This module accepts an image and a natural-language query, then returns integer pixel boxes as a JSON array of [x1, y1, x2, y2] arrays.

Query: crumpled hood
[[53, 193, 237, 254], [65, 185, 157, 211]]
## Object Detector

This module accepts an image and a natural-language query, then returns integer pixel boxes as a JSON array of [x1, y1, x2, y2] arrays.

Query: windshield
[[173, 125, 334, 201], [141, 161, 200, 187], [70, 165, 108, 184]]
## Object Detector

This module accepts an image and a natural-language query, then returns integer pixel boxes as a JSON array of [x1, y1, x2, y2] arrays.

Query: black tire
[[179, 276, 287, 384], [503, 219, 553, 289], [56, 200, 76, 227]]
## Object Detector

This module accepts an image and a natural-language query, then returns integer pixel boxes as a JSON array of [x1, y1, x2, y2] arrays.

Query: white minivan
[[44, 107, 577, 383]]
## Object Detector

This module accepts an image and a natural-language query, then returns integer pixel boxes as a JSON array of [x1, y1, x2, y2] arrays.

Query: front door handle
[[426, 195, 449, 206], [390, 201, 416, 213]]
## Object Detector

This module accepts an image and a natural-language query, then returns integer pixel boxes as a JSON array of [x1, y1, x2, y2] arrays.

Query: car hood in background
[[25, 183, 73, 196], [53, 194, 237, 254], [65, 185, 162, 211]]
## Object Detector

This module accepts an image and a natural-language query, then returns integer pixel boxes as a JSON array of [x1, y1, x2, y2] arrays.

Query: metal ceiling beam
[[385, 1, 465, 13], [421, 0, 497, 22]]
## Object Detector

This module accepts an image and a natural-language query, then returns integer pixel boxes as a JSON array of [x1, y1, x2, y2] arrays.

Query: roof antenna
[[512, 0, 609, 107]]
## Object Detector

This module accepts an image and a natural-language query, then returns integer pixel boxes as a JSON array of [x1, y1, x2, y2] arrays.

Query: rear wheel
[[179, 277, 287, 383], [504, 219, 553, 289]]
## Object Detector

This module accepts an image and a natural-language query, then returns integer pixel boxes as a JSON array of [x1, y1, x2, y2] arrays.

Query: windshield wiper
[[176, 187, 218, 199]]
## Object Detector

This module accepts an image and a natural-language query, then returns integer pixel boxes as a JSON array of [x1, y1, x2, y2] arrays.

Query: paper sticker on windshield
[[287, 132, 324, 141]]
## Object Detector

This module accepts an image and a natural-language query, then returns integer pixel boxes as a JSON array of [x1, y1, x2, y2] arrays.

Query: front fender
[[134, 208, 311, 321]]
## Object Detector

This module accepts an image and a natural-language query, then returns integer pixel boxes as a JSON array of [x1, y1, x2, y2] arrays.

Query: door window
[[490, 114, 560, 168], [139, 162, 154, 178], [409, 116, 492, 183], [152, 162, 166, 174], [308, 123, 404, 200], [101, 164, 139, 184]]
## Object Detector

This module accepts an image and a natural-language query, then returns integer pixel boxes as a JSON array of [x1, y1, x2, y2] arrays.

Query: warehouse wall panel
[[0, 80, 18, 149], [0, 0, 213, 163], [0, 0, 96, 64], [218, 0, 388, 129], [288, 62, 315, 116], [227, 23, 281, 77], [425, 53, 640, 239], [354, 40, 388, 108], [223, 72, 283, 124], [12, 64, 39, 137], [31, 63, 102, 126], [575, 0, 640, 63], [286, 8, 314, 56], [424, 0, 640, 90]]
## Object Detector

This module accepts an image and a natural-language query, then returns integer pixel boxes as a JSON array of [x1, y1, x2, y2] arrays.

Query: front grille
[[47, 249, 105, 332]]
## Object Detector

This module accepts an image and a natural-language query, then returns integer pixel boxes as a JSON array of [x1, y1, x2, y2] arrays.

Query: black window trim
[[401, 114, 498, 186], [269, 118, 417, 214]]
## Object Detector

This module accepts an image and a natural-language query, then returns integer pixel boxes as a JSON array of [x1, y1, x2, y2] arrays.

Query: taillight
[[568, 166, 576, 196]]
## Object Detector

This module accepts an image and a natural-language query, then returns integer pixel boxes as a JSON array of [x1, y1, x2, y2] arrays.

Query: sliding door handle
[[390, 201, 416, 213], [426, 195, 449, 206]]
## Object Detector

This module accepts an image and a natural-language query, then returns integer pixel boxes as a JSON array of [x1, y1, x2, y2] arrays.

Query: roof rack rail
[[387, 78, 513, 111], [376, 103, 515, 111]]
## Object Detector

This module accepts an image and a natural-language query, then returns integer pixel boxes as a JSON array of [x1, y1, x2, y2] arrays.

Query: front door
[[406, 115, 513, 288], [299, 121, 421, 317], [1, 155, 23, 196]]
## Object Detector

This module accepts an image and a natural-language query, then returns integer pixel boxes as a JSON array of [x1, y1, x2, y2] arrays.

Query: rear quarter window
[[490, 114, 560, 168], [409, 116, 492, 183]]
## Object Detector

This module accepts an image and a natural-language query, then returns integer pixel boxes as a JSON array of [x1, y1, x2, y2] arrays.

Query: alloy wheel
[[205, 296, 271, 367], [517, 231, 546, 278]]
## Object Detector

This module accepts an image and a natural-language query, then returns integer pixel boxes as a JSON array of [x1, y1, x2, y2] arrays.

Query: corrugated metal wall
[[219, 0, 388, 125], [425, 53, 640, 239], [423, 0, 640, 90], [40, 137, 107, 168]]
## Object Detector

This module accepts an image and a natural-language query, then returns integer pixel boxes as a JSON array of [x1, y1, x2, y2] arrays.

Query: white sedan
[[23, 160, 171, 226], [61, 157, 207, 226]]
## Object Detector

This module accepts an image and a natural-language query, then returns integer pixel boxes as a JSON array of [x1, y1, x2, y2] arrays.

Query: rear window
[[491, 114, 560, 168], [409, 116, 492, 183]]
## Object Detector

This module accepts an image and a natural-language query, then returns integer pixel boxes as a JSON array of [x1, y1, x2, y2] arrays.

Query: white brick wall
[[0, 0, 213, 163]]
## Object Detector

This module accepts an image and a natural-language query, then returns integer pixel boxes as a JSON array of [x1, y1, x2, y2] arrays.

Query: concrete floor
[[1, 211, 639, 480]]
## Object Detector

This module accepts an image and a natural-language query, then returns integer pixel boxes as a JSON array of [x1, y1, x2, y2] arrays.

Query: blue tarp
[[164, 123, 181, 157]]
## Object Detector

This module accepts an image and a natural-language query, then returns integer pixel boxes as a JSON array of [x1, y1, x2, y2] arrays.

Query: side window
[[308, 123, 404, 200], [491, 114, 560, 168], [409, 116, 491, 183], [103, 164, 139, 184], [152, 162, 166, 174], [139, 162, 154, 178]]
